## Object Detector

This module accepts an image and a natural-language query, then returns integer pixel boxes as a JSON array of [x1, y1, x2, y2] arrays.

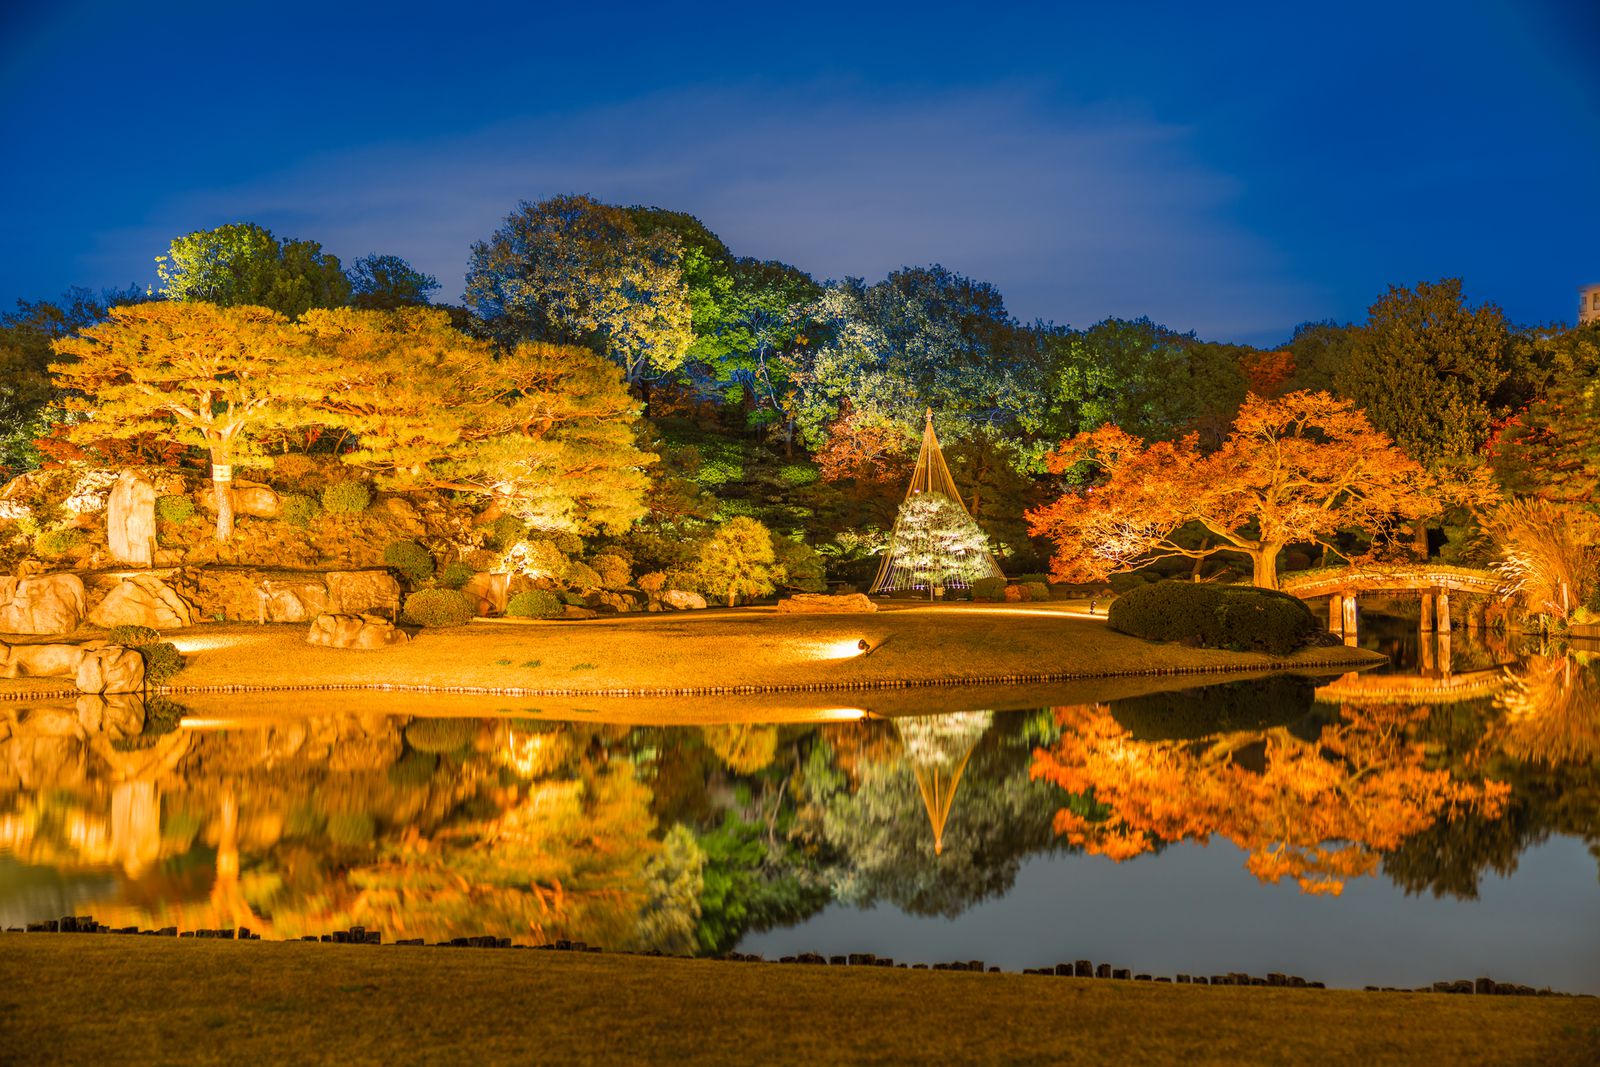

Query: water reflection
[[1, 651, 1597, 975]]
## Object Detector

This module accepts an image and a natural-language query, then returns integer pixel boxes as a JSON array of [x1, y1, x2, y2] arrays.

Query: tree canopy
[[346, 253, 440, 309], [156, 222, 351, 317]]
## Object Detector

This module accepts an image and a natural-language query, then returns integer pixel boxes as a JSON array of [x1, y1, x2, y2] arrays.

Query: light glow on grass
[[816, 707, 868, 720], [813, 638, 870, 660], [167, 635, 250, 654]]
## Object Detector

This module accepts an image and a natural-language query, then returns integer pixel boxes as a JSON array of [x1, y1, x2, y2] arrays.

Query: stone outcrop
[[775, 593, 878, 614], [596, 590, 639, 614], [106, 471, 157, 566], [0, 573, 87, 635], [193, 568, 399, 622], [461, 572, 510, 616], [306, 612, 409, 650], [75, 647, 146, 694], [200, 480, 281, 519], [660, 589, 708, 611], [1, 641, 91, 678], [88, 574, 197, 630], [326, 571, 401, 616]]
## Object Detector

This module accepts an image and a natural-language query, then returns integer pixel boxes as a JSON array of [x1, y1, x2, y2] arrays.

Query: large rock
[[89, 574, 197, 630], [596, 590, 638, 614], [106, 471, 157, 566], [0, 641, 89, 678], [660, 589, 707, 611], [306, 612, 409, 650], [257, 577, 330, 623], [460, 572, 510, 616], [0, 573, 87, 635], [76, 646, 145, 694], [775, 593, 878, 614], [200, 480, 281, 519], [325, 571, 401, 616]]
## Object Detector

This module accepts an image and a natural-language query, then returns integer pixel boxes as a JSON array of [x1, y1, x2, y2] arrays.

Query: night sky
[[3, 0, 1597, 345]]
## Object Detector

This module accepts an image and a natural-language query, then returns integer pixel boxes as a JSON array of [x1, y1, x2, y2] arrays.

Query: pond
[[2, 624, 1597, 992]]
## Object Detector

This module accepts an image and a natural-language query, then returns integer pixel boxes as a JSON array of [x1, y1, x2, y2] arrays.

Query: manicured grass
[[1, 937, 1595, 1066]]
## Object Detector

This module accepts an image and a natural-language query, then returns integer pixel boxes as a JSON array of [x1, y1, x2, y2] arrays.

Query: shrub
[[1014, 573, 1050, 585], [326, 811, 376, 847], [1003, 583, 1033, 602], [590, 552, 632, 590], [490, 513, 529, 549], [776, 462, 820, 488], [1024, 581, 1052, 602], [401, 588, 475, 627], [108, 624, 160, 645], [384, 540, 436, 583], [1107, 581, 1317, 655], [695, 516, 782, 607], [564, 560, 604, 593], [142, 697, 187, 735], [506, 589, 563, 619], [154, 494, 196, 524], [405, 717, 477, 753], [772, 535, 826, 593], [33, 528, 81, 558], [438, 561, 475, 589], [281, 493, 321, 527], [387, 750, 439, 788], [637, 571, 667, 596], [971, 576, 1007, 601], [321, 479, 372, 515], [135, 642, 186, 686]]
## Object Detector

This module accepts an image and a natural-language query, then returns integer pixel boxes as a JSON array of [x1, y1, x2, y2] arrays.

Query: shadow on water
[[1, 647, 1596, 989]]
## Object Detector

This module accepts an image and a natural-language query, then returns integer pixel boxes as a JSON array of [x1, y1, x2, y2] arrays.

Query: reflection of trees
[[1491, 655, 1600, 766], [1032, 702, 1510, 895], [800, 710, 1064, 917]]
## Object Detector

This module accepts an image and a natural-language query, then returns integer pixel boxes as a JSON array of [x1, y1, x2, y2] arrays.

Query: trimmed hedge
[[1107, 581, 1318, 655], [321, 480, 372, 514], [281, 493, 321, 527], [108, 624, 160, 645], [134, 642, 186, 685], [971, 576, 1006, 601], [384, 540, 436, 583], [401, 588, 475, 627], [154, 494, 196, 524], [438, 561, 476, 589], [506, 589, 563, 619]]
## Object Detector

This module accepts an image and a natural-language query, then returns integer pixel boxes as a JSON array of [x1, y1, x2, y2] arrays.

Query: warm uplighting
[[816, 707, 868, 720], [167, 634, 249, 654], [813, 638, 872, 660]]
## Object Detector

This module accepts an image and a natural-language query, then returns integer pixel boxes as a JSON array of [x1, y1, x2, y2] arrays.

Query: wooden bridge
[[1280, 564, 1507, 637]]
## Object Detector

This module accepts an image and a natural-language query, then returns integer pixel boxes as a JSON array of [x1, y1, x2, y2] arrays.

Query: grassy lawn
[[1, 937, 1595, 1066]]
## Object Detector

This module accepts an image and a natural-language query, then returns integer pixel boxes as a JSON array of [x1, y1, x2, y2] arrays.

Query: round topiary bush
[[438, 561, 475, 589], [326, 811, 376, 847], [1107, 581, 1318, 655], [971, 576, 1006, 601], [154, 494, 196, 524], [136, 642, 186, 685], [281, 493, 321, 527], [1023, 581, 1052, 602], [490, 513, 529, 550], [108, 624, 160, 645], [405, 717, 477, 753], [384, 540, 436, 583], [590, 553, 632, 590], [506, 589, 563, 619], [321, 479, 372, 515], [401, 588, 475, 627]]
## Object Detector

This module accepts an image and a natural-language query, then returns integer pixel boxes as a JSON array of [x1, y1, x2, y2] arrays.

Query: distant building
[[1582, 283, 1600, 325]]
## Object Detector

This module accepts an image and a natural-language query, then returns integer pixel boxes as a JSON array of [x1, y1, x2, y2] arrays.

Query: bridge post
[[1438, 632, 1453, 677], [1329, 596, 1342, 633], [1419, 629, 1436, 674], [1341, 595, 1358, 637], [1420, 593, 1435, 632], [1437, 590, 1451, 633]]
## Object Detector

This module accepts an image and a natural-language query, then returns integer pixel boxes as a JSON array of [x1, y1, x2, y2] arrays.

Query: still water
[[2, 623, 1597, 991]]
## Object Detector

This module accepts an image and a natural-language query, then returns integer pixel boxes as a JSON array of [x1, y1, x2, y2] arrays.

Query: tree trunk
[[1251, 545, 1282, 589], [727, 592, 736, 608], [1411, 518, 1429, 561], [212, 455, 235, 543]]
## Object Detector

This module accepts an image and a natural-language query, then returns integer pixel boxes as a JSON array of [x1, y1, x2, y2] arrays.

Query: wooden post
[[1438, 632, 1453, 678], [1329, 596, 1342, 633], [1419, 629, 1436, 674], [1437, 590, 1451, 633], [1419, 593, 1434, 632], [1342, 595, 1358, 637]]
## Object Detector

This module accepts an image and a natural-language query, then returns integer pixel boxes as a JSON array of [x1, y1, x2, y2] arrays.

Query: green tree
[[1488, 323, 1600, 504], [1282, 320, 1357, 394], [465, 195, 693, 387], [156, 222, 351, 316], [50, 302, 314, 540], [693, 516, 784, 606], [346, 254, 440, 309]]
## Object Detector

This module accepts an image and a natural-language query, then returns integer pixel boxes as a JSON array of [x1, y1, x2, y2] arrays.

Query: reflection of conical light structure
[[870, 410, 1003, 594], [893, 711, 993, 855]]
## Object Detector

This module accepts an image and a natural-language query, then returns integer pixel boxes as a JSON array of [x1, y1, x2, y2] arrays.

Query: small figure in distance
[[1088, 598, 1098, 616]]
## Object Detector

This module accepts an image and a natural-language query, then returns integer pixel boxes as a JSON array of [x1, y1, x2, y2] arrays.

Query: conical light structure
[[870, 410, 1003, 594], [893, 711, 993, 856]]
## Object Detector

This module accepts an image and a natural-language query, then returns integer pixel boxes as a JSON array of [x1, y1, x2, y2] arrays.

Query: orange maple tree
[[815, 403, 911, 486], [1030, 702, 1511, 895], [1026, 390, 1436, 588]]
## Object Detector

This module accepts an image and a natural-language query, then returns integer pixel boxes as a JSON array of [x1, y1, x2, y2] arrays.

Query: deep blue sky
[[3, 0, 1597, 345]]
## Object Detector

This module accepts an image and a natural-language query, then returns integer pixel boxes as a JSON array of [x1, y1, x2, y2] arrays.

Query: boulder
[[106, 472, 157, 566], [76, 694, 146, 739], [0, 573, 87, 635], [775, 593, 877, 614], [0, 641, 90, 678], [76, 647, 146, 694], [561, 605, 599, 620], [200, 480, 281, 519], [461, 572, 510, 616], [305, 612, 409, 650], [596, 590, 637, 614], [89, 574, 197, 630], [661, 589, 707, 611], [256, 578, 330, 623], [325, 571, 401, 616]]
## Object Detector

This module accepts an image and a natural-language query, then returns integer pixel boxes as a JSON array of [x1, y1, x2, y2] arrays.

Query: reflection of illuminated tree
[[1491, 655, 1600, 766], [701, 724, 779, 776], [1032, 702, 1510, 895]]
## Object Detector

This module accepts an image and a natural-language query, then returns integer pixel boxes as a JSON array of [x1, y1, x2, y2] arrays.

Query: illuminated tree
[[465, 195, 693, 386], [692, 517, 784, 606], [1488, 323, 1600, 504], [50, 302, 313, 540], [1480, 499, 1600, 620], [1028, 391, 1435, 588], [156, 222, 350, 316], [881, 492, 997, 593], [1031, 701, 1510, 895], [298, 308, 655, 534]]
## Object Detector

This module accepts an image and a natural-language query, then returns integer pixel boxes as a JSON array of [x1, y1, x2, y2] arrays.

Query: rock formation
[[89, 574, 197, 630], [0, 573, 87, 635], [775, 593, 878, 614], [305, 612, 409, 650], [106, 471, 157, 566]]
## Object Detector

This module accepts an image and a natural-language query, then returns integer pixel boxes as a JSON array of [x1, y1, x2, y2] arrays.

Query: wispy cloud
[[86, 83, 1322, 344]]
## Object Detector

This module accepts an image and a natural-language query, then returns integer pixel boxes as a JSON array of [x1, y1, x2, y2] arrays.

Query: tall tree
[[1282, 320, 1356, 394], [1027, 391, 1435, 588], [346, 254, 440, 309], [157, 222, 351, 316], [1487, 323, 1600, 504], [298, 308, 655, 534], [465, 195, 693, 387], [50, 302, 312, 540]]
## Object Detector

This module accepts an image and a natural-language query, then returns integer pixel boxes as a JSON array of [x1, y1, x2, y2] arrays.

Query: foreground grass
[[1, 937, 1594, 1066]]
